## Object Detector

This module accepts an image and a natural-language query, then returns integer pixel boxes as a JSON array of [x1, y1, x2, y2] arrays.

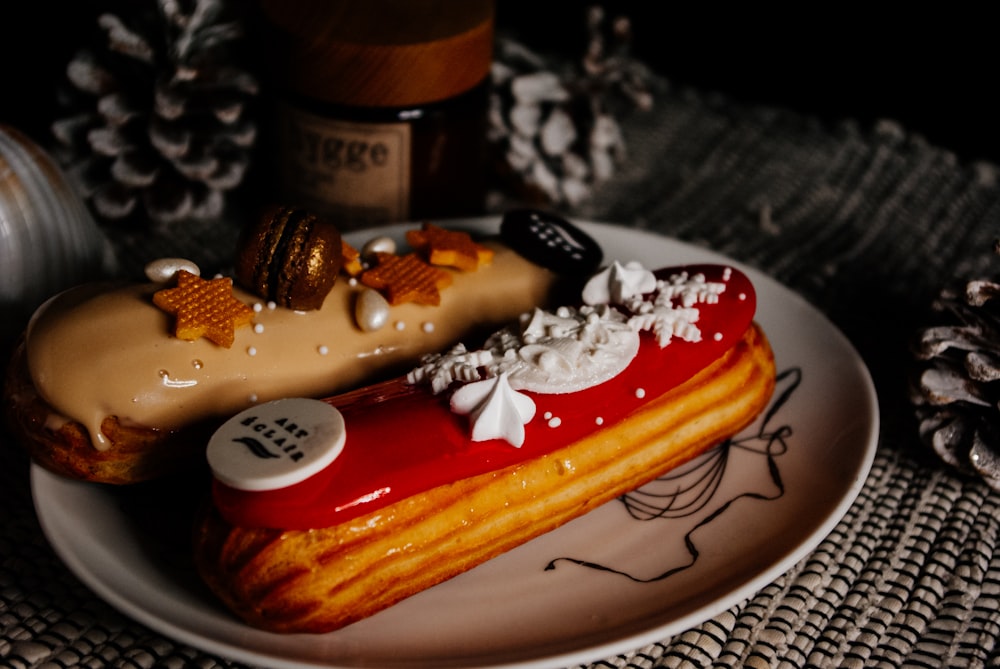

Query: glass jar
[[258, 0, 495, 228]]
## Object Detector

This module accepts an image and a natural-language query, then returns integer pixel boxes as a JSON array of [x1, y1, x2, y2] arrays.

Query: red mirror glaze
[[212, 264, 757, 529]]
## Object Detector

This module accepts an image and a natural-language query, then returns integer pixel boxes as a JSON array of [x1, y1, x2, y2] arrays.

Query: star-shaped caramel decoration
[[153, 270, 255, 348], [341, 239, 363, 277], [406, 223, 494, 271], [360, 252, 453, 306]]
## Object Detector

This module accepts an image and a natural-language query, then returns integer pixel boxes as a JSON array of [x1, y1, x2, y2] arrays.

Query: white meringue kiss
[[450, 373, 536, 448]]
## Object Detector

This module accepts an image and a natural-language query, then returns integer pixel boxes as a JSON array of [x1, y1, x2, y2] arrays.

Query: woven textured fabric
[[5, 83, 1000, 668]]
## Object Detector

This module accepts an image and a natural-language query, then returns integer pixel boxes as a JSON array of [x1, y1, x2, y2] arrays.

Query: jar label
[[276, 103, 411, 226]]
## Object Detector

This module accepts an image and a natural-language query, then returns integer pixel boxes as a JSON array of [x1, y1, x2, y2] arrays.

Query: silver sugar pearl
[[361, 236, 397, 260], [355, 288, 390, 332], [145, 258, 201, 283]]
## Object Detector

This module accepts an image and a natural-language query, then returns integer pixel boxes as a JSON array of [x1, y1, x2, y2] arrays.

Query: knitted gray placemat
[[563, 84, 1000, 668], [4, 84, 1000, 668]]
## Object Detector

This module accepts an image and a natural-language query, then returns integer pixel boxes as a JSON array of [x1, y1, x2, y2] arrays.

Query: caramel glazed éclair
[[3, 208, 602, 483]]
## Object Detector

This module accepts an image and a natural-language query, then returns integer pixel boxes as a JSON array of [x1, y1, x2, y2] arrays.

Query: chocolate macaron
[[235, 205, 343, 311]]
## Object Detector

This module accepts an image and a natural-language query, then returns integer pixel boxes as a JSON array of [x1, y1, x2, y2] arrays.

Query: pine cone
[[489, 5, 659, 208], [51, 0, 258, 227], [911, 241, 1000, 489]]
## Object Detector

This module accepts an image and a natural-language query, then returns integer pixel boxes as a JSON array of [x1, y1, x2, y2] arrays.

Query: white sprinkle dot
[[738, 293, 747, 301], [395, 321, 406, 331], [248, 393, 258, 403], [544, 411, 553, 420], [247, 346, 257, 357], [723, 267, 732, 280], [253, 302, 263, 313], [254, 323, 264, 334], [422, 322, 435, 333], [348, 277, 358, 286], [267, 301, 277, 310], [548, 416, 562, 428], [635, 388, 646, 399], [595, 416, 604, 426], [318, 345, 329, 355], [713, 332, 723, 341]]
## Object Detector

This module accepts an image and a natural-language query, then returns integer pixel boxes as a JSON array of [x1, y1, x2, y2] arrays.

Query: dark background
[[496, 2, 999, 165], [1, 2, 996, 164]]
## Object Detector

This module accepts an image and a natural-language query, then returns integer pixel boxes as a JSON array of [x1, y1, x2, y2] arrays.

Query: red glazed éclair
[[3, 209, 598, 484], [193, 261, 777, 633]]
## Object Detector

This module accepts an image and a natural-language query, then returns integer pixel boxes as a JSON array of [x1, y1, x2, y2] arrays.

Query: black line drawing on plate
[[545, 366, 801, 582]]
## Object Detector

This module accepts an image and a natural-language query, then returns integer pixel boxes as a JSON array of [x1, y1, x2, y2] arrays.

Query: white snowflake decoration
[[404, 261, 731, 448], [657, 272, 725, 308], [628, 305, 703, 346], [625, 272, 727, 347], [406, 343, 494, 395]]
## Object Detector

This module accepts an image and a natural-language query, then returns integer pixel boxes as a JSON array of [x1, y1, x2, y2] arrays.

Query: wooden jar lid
[[260, 0, 494, 108]]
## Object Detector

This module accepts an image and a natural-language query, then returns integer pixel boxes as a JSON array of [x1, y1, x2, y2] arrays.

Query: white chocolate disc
[[206, 398, 346, 491]]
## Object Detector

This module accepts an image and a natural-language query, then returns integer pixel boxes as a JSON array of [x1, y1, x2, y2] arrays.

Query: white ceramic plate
[[31, 220, 879, 669]]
